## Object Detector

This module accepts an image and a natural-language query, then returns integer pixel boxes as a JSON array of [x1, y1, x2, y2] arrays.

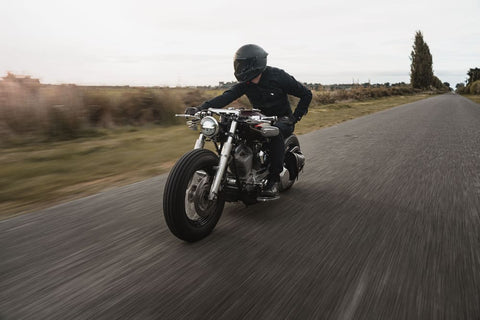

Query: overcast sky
[[1, 0, 478, 87]]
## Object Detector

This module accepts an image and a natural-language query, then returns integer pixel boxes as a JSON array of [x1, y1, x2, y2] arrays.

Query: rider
[[186, 44, 312, 198]]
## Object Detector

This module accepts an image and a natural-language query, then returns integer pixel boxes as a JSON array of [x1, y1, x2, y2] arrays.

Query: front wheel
[[163, 149, 225, 242]]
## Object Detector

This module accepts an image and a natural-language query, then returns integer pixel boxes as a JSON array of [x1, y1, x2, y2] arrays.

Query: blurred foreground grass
[[1, 94, 431, 218]]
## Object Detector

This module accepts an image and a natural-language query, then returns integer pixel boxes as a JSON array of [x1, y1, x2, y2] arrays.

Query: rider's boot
[[259, 174, 280, 200]]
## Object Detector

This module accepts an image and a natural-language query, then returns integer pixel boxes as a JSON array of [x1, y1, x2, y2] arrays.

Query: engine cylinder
[[234, 144, 253, 178]]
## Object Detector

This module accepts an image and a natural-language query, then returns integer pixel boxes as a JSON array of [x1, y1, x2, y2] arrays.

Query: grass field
[[463, 94, 480, 104], [1, 94, 432, 218]]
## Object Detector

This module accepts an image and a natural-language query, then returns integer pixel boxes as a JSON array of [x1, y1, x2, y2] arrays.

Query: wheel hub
[[192, 174, 217, 218]]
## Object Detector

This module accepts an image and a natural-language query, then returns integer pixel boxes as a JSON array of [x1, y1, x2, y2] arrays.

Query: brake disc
[[193, 174, 217, 218]]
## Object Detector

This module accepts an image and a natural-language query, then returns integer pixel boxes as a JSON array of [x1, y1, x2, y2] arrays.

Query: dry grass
[[462, 94, 480, 104], [0, 126, 199, 218], [295, 94, 431, 134], [0, 91, 434, 219]]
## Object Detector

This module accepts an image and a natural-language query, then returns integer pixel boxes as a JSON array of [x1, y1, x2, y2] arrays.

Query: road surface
[[1, 93, 480, 319]]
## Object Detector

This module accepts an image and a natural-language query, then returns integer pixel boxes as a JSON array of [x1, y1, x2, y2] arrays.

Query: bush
[[46, 104, 84, 139], [84, 92, 114, 127], [114, 89, 184, 125], [0, 73, 424, 144], [313, 91, 336, 104], [42, 85, 86, 140], [182, 89, 209, 107], [468, 80, 480, 94], [333, 89, 350, 101], [0, 77, 188, 144]]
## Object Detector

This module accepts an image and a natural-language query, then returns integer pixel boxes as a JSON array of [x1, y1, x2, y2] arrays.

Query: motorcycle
[[163, 108, 305, 242]]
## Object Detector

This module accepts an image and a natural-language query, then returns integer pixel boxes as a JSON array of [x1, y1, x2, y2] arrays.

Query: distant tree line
[[218, 81, 411, 91]]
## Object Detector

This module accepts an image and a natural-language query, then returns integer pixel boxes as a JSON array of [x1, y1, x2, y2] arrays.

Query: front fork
[[204, 120, 237, 200], [194, 134, 205, 149]]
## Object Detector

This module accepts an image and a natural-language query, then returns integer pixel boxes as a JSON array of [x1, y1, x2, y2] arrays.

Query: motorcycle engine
[[233, 144, 253, 178]]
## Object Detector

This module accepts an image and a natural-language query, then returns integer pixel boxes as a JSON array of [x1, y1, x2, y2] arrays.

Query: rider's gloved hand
[[289, 114, 301, 124], [185, 106, 199, 115], [277, 115, 296, 126]]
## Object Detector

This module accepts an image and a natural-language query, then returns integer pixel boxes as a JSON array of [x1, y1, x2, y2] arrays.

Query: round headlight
[[200, 116, 219, 137]]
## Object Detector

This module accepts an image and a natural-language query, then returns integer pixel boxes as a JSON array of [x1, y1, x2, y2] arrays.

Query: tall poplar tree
[[410, 31, 434, 89]]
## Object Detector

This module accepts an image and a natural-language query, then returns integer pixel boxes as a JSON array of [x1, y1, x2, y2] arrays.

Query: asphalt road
[[1, 93, 480, 319]]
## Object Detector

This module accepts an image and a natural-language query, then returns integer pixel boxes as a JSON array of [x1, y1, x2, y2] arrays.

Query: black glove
[[290, 114, 301, 124], [185, 106, 199, 115], [277, 116, 295, 126]]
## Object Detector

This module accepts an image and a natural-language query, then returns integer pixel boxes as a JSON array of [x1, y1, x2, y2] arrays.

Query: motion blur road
[[1, 94, 480, 319]]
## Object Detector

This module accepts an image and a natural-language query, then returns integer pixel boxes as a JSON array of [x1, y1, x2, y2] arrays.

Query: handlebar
[[261, 116, 277, 122], [176, 109, 277, 124]]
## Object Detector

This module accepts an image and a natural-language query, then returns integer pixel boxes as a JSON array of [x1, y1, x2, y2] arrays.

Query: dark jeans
[[269, 121, 294, 178]]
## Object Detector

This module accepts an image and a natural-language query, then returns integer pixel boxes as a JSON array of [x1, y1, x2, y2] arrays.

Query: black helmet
[[233, 44, 268, 82]]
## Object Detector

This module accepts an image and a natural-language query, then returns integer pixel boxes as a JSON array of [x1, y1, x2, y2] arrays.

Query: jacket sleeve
[[199, 83, 246, 110], [278, 70, 312, 120]]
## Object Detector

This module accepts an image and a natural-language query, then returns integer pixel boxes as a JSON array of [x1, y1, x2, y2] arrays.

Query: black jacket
[[200, 66, 312, 120]]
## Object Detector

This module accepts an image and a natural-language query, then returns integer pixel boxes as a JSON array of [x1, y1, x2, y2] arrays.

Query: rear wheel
[[280, 135, 301, 191], [163, 149, 225, 242]]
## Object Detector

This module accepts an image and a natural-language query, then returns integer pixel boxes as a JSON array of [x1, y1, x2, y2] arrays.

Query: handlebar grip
[[262, 116, 277, 122]]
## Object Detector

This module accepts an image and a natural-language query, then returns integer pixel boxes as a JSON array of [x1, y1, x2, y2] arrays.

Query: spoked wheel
[[163, 149, 225, 242]]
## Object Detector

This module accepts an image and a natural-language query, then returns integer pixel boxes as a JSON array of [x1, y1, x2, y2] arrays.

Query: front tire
[[163, 149, 225, 242]]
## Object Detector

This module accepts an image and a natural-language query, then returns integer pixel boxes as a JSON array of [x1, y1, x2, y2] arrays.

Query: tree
[[466, 68, 480, 86], [470, 81, 480, 94], [432, 76, 444, 90], [456, 83, 465, 93], [410, 31, 434, 89]]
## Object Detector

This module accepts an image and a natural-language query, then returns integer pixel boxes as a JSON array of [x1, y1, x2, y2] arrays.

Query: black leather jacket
[[200, 66, 312, 121]]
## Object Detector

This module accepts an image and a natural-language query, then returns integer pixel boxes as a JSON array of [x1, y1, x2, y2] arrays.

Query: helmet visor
[[234, 57, 257, 75]]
